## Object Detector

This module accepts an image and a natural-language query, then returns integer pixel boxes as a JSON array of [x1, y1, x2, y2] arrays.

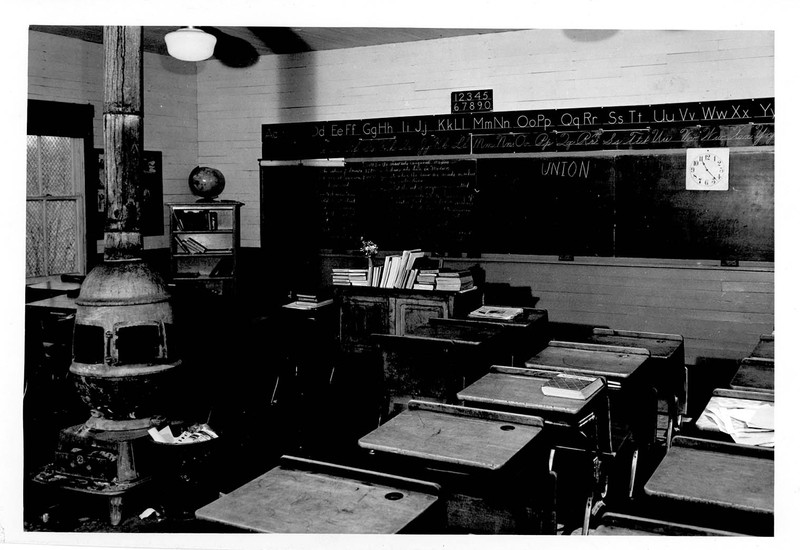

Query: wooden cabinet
[[168, 201, 243, 298], [335, 287, 482, 353]]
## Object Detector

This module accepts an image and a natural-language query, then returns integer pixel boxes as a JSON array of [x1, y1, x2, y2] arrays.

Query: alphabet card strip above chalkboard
[[262, 97, 774, 159]]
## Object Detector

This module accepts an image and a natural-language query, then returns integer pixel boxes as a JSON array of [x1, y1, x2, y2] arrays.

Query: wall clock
[[686, 147, 729, 190]]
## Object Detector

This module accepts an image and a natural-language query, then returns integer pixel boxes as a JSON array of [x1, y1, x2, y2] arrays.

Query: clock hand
[[700, 158, 716, 179]]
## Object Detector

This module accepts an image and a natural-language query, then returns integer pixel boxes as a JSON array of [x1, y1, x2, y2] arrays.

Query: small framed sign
[[451, 89, 493, 113]]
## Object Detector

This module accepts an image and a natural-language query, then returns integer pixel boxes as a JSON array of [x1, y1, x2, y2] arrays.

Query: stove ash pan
[[69, 260, 183, 429]]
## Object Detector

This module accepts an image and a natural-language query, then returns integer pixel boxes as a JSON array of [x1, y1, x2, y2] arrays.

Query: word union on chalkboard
[[262, 97, 774, 159]]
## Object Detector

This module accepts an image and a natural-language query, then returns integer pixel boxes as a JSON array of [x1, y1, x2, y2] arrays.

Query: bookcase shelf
[[168, 201, 243, 298]]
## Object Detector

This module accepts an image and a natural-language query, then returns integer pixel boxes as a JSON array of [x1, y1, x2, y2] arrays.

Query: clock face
[[686, 148, 729, 190]]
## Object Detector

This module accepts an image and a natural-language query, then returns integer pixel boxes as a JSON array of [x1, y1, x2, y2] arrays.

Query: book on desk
[[540, 373, 604, 400], [468, 305, 524, 321]]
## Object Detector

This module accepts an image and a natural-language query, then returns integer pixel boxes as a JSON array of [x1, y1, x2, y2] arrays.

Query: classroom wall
[[27, 30, 200, 251], [196, 28, 774, 364], [27, 29, 774, 364]]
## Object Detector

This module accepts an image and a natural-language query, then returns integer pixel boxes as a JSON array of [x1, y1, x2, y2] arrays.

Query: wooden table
[[643, 436, 774, 535], [587, 328, 685, 443], [525, 341, 653, 499], [730, 357, 774, 393], [457, 365, 609, 534], [195, 455, 440, 533], [358, 400, 554, 533], [430, 308, 549, 366], [373, 322, 511, 419]]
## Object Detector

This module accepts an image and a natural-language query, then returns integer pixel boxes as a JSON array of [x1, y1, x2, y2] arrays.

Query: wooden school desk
[[730, 357, 774, 394], [358, 400, 554, 534], [195, 455, 441, 533], [373, 321, 511, 419], [586, 328, 685, 446], [429, 307, 549, 366], [643, 436, 774, 535], [525, 341, 654, 498], [457, 365, 610, 534]]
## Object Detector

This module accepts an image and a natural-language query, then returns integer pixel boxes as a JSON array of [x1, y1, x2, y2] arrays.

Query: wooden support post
[[102, 26, 144, 260]]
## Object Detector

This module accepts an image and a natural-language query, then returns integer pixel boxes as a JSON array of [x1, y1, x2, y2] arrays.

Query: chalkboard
[[261, 150, 774, 261], [260, 98, 774, 262], [315, 159, 478, 253], [614, 150, 774, 261], [475, 156, 616, 256]]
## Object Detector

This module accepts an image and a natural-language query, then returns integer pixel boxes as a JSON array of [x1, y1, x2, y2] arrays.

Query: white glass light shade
[[164, 27, 217, 62]]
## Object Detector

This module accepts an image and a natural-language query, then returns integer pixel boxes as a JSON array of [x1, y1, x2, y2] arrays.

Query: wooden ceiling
[[30, 25, 516, 58]]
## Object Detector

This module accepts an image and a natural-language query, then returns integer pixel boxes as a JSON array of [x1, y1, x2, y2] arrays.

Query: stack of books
[[377, 249, 429, 289], [435, 270, 474, 291], [413, 269, 439, 290], [332, 268, 369, 286]]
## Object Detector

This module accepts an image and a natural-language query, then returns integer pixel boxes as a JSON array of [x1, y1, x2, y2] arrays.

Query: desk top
[[457, 366, 600, 419], [644, 436, 774, 515], [376, 322, 507, 346], [27, 280, 81, 292], [587, 328, 683, 360], [26, 294, 77, 313], [730, 357, 774, 393], [593, 512, 740, 536], [432, 308, 548, 329], [524, 341, 649, 383], [750, 334, 774, 360], [195, 456, 439, 533], [359, 400, 543, 471]]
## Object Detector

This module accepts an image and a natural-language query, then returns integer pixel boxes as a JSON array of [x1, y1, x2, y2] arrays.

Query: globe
[[188, 166, 226, 199]]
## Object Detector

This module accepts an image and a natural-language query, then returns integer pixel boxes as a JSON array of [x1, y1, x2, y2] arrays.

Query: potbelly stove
[[33, 26, 183, 526]]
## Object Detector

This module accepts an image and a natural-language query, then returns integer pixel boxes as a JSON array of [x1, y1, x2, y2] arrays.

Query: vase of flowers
[[360, 237, 379, 286]]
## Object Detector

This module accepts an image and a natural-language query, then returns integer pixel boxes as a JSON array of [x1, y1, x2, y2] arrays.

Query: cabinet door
[[339, 295, 390, 352], [392, 297, 449, 336]]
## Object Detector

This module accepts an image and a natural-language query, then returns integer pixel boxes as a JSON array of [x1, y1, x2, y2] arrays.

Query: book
[[540, 373, 603, 400], [468, 305, 524, 321]]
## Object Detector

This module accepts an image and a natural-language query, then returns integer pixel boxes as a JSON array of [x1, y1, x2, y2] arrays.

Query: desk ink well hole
[[385, 492, 404, 501], [500, 425, 516, 431]]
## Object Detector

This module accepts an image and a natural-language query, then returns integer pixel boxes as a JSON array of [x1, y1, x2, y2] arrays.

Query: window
[[26, 135, 86, 279]]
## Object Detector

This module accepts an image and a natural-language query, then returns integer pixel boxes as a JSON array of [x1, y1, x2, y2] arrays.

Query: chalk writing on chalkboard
[[262, 97, 774, 159]]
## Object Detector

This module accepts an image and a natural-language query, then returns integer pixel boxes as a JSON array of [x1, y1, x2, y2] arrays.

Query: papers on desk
[[696, 396, 774, 447], [282, 299, 334, 310]]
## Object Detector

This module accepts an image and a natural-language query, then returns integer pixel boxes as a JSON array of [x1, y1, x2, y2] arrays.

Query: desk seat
[[593, 512, 740, 536], [373, 322, 510, 419], [429, 307, 549, 366]]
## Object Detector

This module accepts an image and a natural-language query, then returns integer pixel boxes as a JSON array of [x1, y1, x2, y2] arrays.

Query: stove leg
[[109, 495, 123, 526]]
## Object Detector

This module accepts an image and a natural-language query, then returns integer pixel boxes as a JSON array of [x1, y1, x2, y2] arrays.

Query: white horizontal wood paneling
[[28, 30, 200, 249]]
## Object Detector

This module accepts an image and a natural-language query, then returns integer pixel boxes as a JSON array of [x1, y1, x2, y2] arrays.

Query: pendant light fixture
[[164, 26, 217, 61]]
